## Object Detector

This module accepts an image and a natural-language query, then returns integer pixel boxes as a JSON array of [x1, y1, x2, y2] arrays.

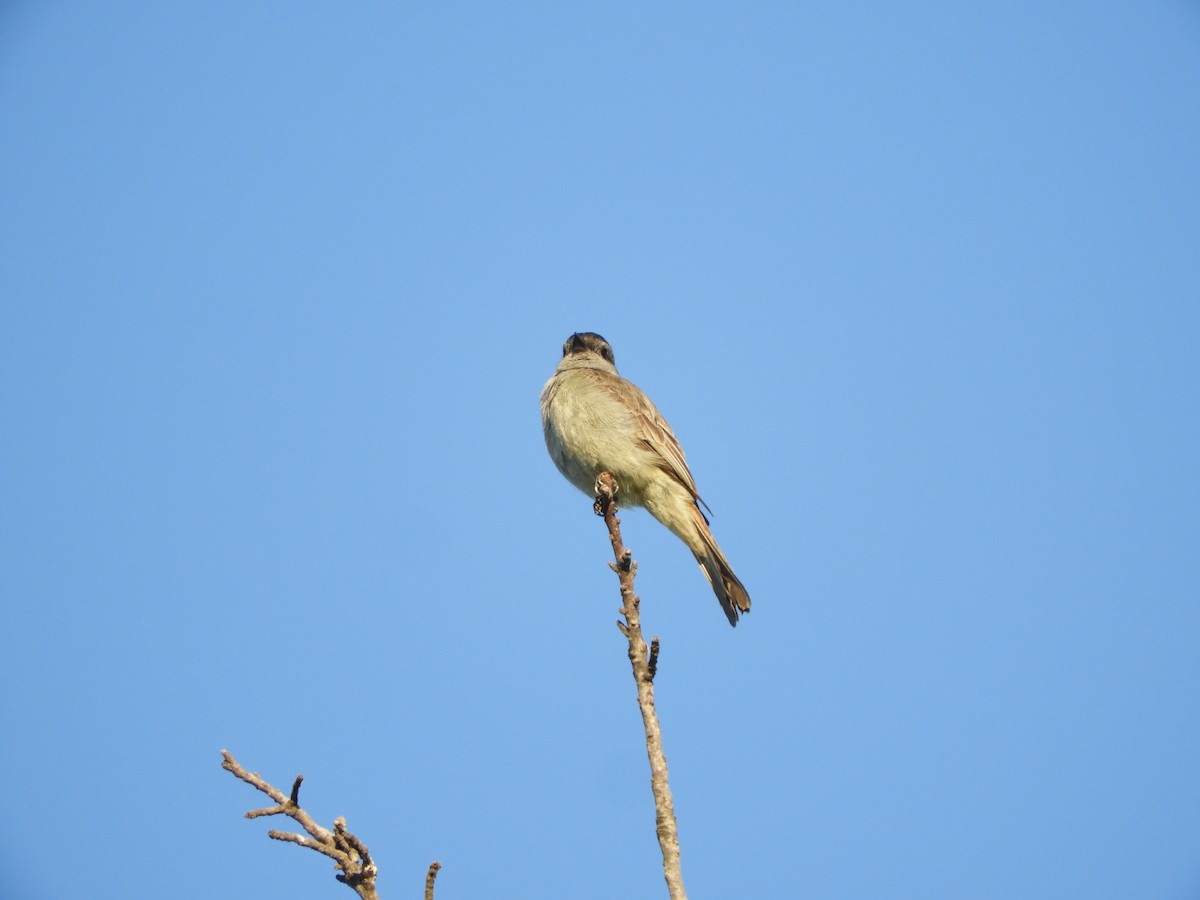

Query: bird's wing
[[610, 373, 712, 518]]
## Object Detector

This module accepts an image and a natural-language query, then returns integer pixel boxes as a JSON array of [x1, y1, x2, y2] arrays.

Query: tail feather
[[691, 506, 752, 627]]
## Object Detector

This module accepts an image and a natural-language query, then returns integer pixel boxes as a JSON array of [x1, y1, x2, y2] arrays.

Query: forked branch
[[221, 749, 441, 899], [221, 750, 381, 898]]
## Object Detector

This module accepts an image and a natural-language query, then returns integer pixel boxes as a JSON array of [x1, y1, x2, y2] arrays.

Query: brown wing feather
[[619, 377, 713, 518]]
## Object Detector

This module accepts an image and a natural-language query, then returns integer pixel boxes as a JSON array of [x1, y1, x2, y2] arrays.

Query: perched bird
[[540, 331, 751, 626]]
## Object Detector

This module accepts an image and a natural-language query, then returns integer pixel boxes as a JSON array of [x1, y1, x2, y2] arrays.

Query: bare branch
[[593, 473, 687, 900], [220, 749, 380, 900], [424, 861, 442, 900]]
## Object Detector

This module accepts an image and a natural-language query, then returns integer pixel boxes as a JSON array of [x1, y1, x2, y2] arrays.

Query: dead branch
[[221, 749, 440, 900], [424, 861, 442, 900], [593, 472, 687, 900]]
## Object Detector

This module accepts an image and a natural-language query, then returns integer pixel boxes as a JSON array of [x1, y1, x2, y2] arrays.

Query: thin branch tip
[[425, 860, 443, 900]]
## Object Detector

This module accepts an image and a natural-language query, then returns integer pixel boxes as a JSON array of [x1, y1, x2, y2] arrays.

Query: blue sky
[[2, 3, 1199, 898]]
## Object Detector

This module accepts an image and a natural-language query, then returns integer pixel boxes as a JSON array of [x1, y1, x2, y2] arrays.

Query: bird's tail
[[690, 504, 752, 627]]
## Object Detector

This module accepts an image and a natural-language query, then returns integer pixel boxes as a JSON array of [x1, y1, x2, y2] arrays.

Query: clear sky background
[[2, 3, 1199, 899]]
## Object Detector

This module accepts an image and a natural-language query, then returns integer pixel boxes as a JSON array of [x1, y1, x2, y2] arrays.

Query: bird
[[540, 331, 751, 626]]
